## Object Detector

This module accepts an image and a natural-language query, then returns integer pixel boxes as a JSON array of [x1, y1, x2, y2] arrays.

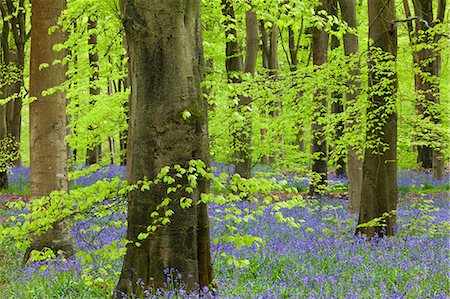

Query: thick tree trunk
[[25, 0, 73, 262], [309, 0, 329, 196], [339, 0, 363, 212], [115, 1, 213, 295], [356, 0, 398, 238]]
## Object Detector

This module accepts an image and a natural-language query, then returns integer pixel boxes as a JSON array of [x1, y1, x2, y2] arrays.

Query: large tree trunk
[[25, 0, 73, 262], [309, 0, 329, 196], [115, 1, 213, 295], [339, 0, 363, 212], [356, 0, 398, 238]]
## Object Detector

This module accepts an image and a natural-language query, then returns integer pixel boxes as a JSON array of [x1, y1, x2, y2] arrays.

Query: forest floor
[[0, 166, 449, 298]]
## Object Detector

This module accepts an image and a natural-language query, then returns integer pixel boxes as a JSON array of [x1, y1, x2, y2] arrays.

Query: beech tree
[[0, 103, 6, 188], [24, 0, 73, 262], [115, 0, 213, 295], [356, 0, 398, 238], [402, 0, 446, 180], [86, 19, 101, 165], [309, 0, 329, 195], [338, 0, 362, 212], [221, 0, 258, 178], [0, 0, 27, 167]]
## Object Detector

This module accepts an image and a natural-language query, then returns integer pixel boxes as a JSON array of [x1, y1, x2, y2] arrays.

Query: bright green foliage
[[0, 135, 18, 172], [61, 0, 128, 165], [202, 0, 449, 172]]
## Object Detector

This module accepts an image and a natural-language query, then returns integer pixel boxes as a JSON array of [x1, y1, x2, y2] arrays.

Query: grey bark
[[309, 0, 329, 196], [338, 0, 363, 212], [115, 0, 213, 295], [356, 0, 398, 238], [25, 0, 73, 262]]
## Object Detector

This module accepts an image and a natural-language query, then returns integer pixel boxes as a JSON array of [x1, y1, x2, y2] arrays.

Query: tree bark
[[1, 0, 26, 167], [221, 1, 256, 178], [338, 0, 363, 212], [356, 0, 398, 238], [25, 0, 73, 262], [260, 21, 281, 164], [329, 0, 346, 177], [115, 0, 213, 295], [232, 10, 258, 179], [86, 19, 101, 165], [410, 0, 446, 180], [309, 0, 329, 196], [0, 104, 7, 189]]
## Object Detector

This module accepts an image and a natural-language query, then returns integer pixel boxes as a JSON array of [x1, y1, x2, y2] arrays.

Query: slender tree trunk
[[222, 1, 257, 178], [356, 0, 398, 238], [1, 0, 26, 167], [115, 0, 213, 295], [0, 104, 7, 189], [260, 21, 281, 164], [108, 137, 115, 165], [339, 0, 363, 212], [410, 0, 446, 180], [309, 0, 329, 196], [329, 0, 346, 177], [233, 10, 258, 178], [5, 78, 22, 167], [86, 19, 101, 165], [0, 18, 10, 187], [288, 24, 307, 153], [24, 0, 73, 262], [432, 0, 446, 181]]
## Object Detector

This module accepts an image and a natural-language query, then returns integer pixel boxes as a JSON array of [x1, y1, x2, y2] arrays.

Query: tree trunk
[[410, 0, 446, 180], [232, 10, 258, 179], [108, 136, 115, 165], [356, 0, 398, 238], [309, 0, 329, 196], [25, 0, 73, 262], [221, 1, 256, 178], [339, 0, 363, 212], [115, 0, 213, 295], [0, 104, 7, 189], [1, 0, 26, 168], [288, 24, 307, 154], [260, 21, 281, 164], [5, 79, 22, 167], [329, 0, 346, 177], [86, 19, 101, 166]]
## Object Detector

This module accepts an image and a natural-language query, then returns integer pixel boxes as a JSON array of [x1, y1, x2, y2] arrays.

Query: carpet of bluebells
[[0, 165, 449, 298]]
